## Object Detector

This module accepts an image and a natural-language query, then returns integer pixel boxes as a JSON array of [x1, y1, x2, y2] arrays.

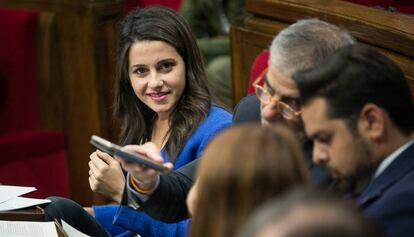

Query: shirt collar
[[374, 140, 414, 178]]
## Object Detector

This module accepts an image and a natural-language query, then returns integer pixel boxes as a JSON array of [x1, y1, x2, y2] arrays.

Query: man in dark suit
[[295, 44, 414, 237]]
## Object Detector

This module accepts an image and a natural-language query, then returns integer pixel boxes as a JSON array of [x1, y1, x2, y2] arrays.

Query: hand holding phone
[[90, 135, 170, 174]]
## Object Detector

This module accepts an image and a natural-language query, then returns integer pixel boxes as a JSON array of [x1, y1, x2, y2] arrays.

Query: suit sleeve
[[123, 159, 197, 223]]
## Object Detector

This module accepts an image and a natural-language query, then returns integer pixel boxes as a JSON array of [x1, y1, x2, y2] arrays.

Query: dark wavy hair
[[114, 6, 211, 161], [294, 44, 414, 135]]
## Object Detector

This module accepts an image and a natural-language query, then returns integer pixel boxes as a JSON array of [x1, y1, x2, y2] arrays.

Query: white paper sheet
[[0, 220, 58, 237], [0, 197, 51, 211], [62, 220, 91, 237], [0, 185, 36, 203]]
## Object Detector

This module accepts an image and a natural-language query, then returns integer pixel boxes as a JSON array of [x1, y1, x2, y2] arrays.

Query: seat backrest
[[124, 0, 182, 13], [247, 50, 269, 95], [0, 8, 38, 134]]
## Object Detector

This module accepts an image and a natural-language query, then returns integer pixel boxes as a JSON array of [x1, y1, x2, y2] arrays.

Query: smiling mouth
[[148, 92, 170, 102]]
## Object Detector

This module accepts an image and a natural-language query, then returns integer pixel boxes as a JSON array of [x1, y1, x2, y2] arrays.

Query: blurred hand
[[88, 150, 125, 203], [186, 180, 199, 217], [84, 207, 94, 217], [260, 100, 280, 128], [117, 142, 173, 192]]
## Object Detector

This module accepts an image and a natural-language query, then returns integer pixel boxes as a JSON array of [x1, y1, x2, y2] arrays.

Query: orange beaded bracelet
[[129, 175, 153, 194]]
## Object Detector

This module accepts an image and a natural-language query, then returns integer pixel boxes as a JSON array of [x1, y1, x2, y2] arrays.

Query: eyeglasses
[[253, 68, 302, 120]]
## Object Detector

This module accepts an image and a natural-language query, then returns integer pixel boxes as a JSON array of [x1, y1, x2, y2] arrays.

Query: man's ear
[[357, 104, 385, 141]]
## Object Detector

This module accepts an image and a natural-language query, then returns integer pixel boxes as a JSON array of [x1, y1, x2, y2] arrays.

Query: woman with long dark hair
[[45, 6, 231, 237]]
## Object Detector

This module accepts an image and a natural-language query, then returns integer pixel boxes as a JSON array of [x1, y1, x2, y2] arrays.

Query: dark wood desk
[[0, 206, 44, 221]]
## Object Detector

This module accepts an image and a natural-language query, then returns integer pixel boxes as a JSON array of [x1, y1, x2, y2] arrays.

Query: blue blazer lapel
[[356, 143, 414, 207]]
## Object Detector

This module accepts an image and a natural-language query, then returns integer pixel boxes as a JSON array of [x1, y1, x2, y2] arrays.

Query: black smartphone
[[90, 135, 170, 174]]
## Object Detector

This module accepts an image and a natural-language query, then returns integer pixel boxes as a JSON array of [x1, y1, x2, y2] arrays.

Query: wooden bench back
[[231, 0, 414, 105]]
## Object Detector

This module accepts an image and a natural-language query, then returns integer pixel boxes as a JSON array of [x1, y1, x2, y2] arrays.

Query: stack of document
[[0, 220, 91, 237], [0, 220, 59, 237], [0, 185, 51, 211], [0, 185, 91, 236]]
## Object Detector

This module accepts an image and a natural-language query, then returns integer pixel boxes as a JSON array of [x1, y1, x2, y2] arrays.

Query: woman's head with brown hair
[[188, 123, 310, 237], [114, 6, 210, 160]]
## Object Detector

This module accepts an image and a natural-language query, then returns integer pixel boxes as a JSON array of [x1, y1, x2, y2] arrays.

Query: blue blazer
[[93, 105, 232, 237], [356, 142, 414, 237]]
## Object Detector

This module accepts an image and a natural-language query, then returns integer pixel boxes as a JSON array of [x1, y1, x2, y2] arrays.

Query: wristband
[[129, 175, 153, 194]]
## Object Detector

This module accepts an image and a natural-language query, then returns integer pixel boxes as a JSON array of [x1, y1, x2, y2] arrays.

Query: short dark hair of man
[[293, 44, 414, 135], [238, 188, 382, 237]]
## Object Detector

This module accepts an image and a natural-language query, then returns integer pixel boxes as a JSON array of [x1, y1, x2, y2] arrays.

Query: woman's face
[[128, 40, 186, 118]]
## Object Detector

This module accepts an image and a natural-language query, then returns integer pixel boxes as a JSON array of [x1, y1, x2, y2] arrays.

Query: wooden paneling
[[36, 12, 64, 130], [0, 0, 124, 206], [230, 15, 286, 105], [231, 0, 414, 104]]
